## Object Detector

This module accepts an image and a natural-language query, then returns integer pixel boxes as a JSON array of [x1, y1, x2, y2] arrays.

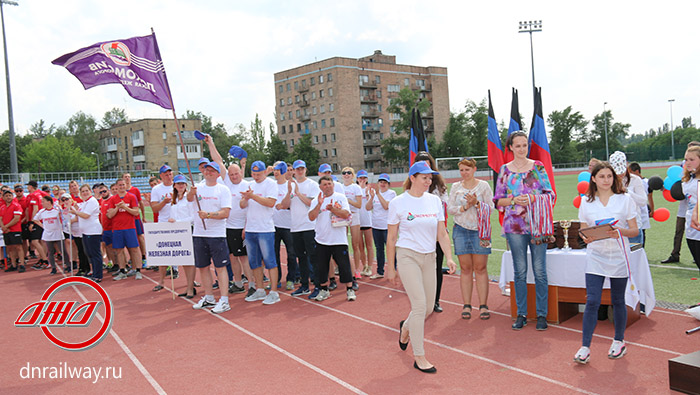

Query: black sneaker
[[329, 279, 337, 291], [18, 265, 26, 273], [212, 280, 219, 290], [32, 262, 45, 270], [50, 268, 57, 275], [661, 256, 679, 264], [229, 283, 246, 294], [536, 316, 548, 331], [5, 265, 16, 272], [245, 287, 257, 297], [512, 316, 527, 330], [172, 270, 179, 279], [352, 279, 359, 291]]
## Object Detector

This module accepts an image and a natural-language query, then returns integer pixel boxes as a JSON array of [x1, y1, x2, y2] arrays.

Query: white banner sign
[[143, 222, 194, 266]]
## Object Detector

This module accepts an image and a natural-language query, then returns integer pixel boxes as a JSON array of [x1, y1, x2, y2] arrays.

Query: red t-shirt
[[100, 198, 113, 231], [127, 186, 141, 219], [2, 200, 23, 232], [71, 194, 83, 203], [27, 190, 48, 221], [15, 195, 29, 223], [107, 193, 138, 230]]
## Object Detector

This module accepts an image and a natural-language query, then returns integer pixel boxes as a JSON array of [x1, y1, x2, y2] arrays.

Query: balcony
[[360, 94, 377, 103], [363, 137, 381, 147], [415, 83, 432, 91], [300, 114, 311, 122], [300, 100, 309, 107], [363, 152, 382, 161], [297, 85, 309, 93], [362, 123, 382, 132], [424, 121, 435, 132], [421, 109, 434, 119], [359, 80, 377, 89], [106, 143, 117, 152], [361, 110, 379, 118], [132, 154, 145, 163]]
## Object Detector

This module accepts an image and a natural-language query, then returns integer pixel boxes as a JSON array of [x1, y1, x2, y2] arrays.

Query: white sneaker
[[573, 346, 590, 364], [346, 289, 356, 301], [262, 291, 280, 305], [126, 269, 137, 277], [212, 300, 231, 314], [608, 340, 626, 359], [113, 272, 127, 281], [369, 273, 383, 280], [314, 289, 331, 301], [193, 296, 216, 310], [134, 271, 143, 280], [245, 288, 267, 302]]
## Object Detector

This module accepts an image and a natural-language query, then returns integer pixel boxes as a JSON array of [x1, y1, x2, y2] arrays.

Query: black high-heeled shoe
[[413, 362, 437, 373], [399, 320, 409, 351], [178, 288, 197, 298]]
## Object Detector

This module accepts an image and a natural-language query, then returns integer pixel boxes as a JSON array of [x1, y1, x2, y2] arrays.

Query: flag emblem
[[100, 42, 131, 66]]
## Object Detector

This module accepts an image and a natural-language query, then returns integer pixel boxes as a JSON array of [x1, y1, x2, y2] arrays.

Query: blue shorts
[[134, 219, 144, 235], [452, 224, 491, 255], [245, 232, 277, 270], [112, 228, 139, 249], [193, 237, 229, 268], [102, 230, 113, 246]]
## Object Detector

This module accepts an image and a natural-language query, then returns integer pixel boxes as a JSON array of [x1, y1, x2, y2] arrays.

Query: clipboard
[[579, 223, 614, 241]]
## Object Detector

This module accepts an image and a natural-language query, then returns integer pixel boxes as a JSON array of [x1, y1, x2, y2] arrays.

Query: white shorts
[[350, 212, 360, 227]]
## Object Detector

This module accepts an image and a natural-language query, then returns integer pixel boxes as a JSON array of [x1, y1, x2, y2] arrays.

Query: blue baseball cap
[[229, 145, 248, 159], [331, 175, 338, 182], [377, 173, 390, 182], [193, 130, 209, 140], [293, 159, 306, 169], [318, 163, 331, 173], [273, 161, 288, 174], [159, 165, 172, 173], [204, 162, 220, 172], [197, 157, 210, 166], [251, 160, 266, 172], [356, 170, 368, 178], [409, 161, 439, 176], [173, 174, 188, 184]]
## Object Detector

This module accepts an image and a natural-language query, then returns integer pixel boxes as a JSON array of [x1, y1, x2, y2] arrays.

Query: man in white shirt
[[150, 165, 174, 223], [272, 161, 298, 291], [280, 160, 320, 298], [241, 161, 280, 305], [308, 176, 356, 301], [224, 163, 254, 295], [187, 162, 233, 314]]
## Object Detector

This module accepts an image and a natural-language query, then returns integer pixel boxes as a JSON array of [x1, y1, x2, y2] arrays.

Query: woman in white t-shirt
[[386, 162, 456, 374], [356, 170, 374, 277], [366, 173, 396, 279], [574, 162, 638, 364], [342, 167, 364, 280], [71, 185, 103, 281], [33, 195, 64, 275], [683, 146, 700, 275]]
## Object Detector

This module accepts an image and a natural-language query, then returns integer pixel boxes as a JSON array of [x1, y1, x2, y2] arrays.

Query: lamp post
[[668, 99, 675, 159], [0, 0, 18, 175], [518, 20, 542, 103], [604, 102, 609, 160], [91, 151, 100, 179]]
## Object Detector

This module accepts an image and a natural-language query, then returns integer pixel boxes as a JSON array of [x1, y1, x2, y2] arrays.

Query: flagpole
[[151, 28, 206, 230]]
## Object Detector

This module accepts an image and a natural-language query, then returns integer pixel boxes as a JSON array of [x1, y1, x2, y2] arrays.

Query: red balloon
[[573, 195, 581, 208], [663, 189, 676, 202], [577, 181, 589, 195], [653, 207, 671, 222]]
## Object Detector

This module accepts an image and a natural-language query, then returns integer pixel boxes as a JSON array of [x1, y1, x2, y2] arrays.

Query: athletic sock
[[321, 286, 329, 291], [220, 296, 229, 303], [205, 295, 215, 303], [120, 268, 127, 274], [234, 281, 243, 288], [346, 286, 352, 291], [136, 268, 141, 272], [249, 281, 257, 289]]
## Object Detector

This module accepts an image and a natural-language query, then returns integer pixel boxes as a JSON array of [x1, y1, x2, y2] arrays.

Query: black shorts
[[29, 224, 44, 241], [226, 228, 247, 257], [4, 232, 22, 246], [21, 223, 30, 240], [360, 226, 371, 231]]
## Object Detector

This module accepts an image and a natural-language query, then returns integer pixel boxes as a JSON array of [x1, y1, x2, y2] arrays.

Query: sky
[[2, 0, 699, 140]]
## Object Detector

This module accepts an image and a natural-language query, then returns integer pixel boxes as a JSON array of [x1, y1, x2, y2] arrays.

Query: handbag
[[331, 213, 351, 227]]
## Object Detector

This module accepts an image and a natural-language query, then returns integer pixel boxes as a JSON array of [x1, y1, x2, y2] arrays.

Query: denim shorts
[[452, 224, 491, 255], [245, 232, 277, 270]]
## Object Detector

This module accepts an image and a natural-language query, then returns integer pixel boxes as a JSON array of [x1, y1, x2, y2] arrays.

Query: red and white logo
[[14, 277, 113, 351], [100, 41, 131, 66]]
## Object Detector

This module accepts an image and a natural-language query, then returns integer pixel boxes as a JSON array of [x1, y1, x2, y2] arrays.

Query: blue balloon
[[578, 171, 591, 182], [664, 176, 675, 191], [667, 165, 683, 182]]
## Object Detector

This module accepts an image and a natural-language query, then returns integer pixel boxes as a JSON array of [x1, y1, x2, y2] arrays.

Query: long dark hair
[[405, 151, 446, 195], [505, 131, 528, 152], [586, 162, 624, 202]]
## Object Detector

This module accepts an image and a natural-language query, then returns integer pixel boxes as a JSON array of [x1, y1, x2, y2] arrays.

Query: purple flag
[[52, 33, 173, 110]]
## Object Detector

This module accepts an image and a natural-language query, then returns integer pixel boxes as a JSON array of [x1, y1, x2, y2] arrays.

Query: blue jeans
[[628, 229, 643, 245], [83, 234, 103, 280], [582, 274, 627, 347], [506, 233, 548, 317], [245, 232, 277, 270], [372, 228, 387, 275]]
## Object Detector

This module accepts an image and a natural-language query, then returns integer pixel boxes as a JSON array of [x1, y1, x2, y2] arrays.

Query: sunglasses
[[14, 188, 22, 192], [60, 198, 70, 202], [341, 171, 353, 175], [100, 190, 108, 194]]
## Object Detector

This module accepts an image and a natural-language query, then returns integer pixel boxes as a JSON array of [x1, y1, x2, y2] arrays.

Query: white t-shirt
[[170, 197, 194, 225], [150, 182, 174, 223], [343, 183, 363, 214], [578, 193, 637, 278], [192, 183, 232, 238], [290, 178, 320, 232], [223, 178, 250, 229], [34, 208, 64, 241], [273, 181, 292, 229], [334, 181, 345, 195], [77, 197, 103, 236], [683, 178, 700, 241], [359, 186, 373, 227], [244, 177, 277, 233], [371, 189, 397, 230], [310, 192, 350, 246], [388, 192, 444, 254]]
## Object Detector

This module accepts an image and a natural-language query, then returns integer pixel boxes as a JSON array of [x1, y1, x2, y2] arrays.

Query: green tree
[[56, 111, 99, 155], [290, 134, 320, 173], [20, 135, 95, 172], [266, 124, 290, 165], [381, 88, 431, 166], [547, 106, 587, 164], [0, 130, 33, 173], [28, 119, 56, 139], [182, 110, 242, 161], [100, 107, 129, 129], [577, 110, 629, 154], [240, 114, 268, 173]]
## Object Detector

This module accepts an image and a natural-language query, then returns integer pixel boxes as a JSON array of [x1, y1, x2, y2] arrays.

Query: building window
[[331, 148, 337, 157], [289, 124, 293, 133], [279, 85, 283, 93], [329, 103, 334, 112], [311, 92, 316, 100], [286, 83, 291, 91], [287, 97, 292, 105], [296, 109, 301, 118], [295, 95, 300, 103], [314, 135, 319, 144], [303, 109, 309, 116], [279, 99, 284, 107], [404, 78, 409, 86], [320, 105, 325, 114], [330, 118, 335, 127], [390, 113, 401, 120], [319, 89, 324, 98], [375, 75, 381, 84], [327, 73, 333, 82], [323, 149, 328, 157], [329, 88, 333, 97], [301, 79, 306, 88], [416, 79, 425, 87], [321, 119, 326, 128], [313, 121, 318, 130], [281, 113, 285, 121], [377, 89, 382, 98], [162, 132, 167, 140], [331, 132, 336, 141], [322, 134, 327, 142], [359, 75, 369, 83], [304, 122, 309, 133], [302, 93, 307, 101], [163, 147, 168, 154], [294, 81, 298, 90], [119, 152, 122, 160], [297, 123, 301, 132], [388, 84, 400, 92], [313, 106, 317, 115], [310, 77, 315, 86], [378, 118, 383, 126], [281, 126, 286, 134], [378, 104, 382, 112], [282, 140, 287, 146], [288, 111, 292, 119], [319, 75, 324, 84], [290, 139, 294, 147]]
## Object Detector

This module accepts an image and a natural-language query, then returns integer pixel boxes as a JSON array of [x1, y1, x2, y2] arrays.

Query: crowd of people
[[0, 133, 694, 373]]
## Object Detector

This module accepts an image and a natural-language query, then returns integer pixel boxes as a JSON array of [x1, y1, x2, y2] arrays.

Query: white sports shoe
[[608, 340, 626, 359], [192, 296, 216, 310], [212, 300, 231, 314], [134, 271, 143, 280], [346, 289, 356, 301], [314, 289, 331, 301], [262, 291, 280, 305], [573, 346, 590, 364], [245, 288, 267, 302]]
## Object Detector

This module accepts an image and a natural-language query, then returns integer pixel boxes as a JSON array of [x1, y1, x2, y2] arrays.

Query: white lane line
[[143, 276, 365, 395], [280, 292, 598, 395], [61, 273, 166, 395], [357, 280, 683, 356], [648, 263, 699, 272]]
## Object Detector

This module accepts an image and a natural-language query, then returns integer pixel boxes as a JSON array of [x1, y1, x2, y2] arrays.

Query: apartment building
[[273, 50, 449, 173]]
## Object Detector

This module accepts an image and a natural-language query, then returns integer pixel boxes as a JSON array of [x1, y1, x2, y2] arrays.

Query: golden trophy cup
[[560, 220, 572, 251]]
